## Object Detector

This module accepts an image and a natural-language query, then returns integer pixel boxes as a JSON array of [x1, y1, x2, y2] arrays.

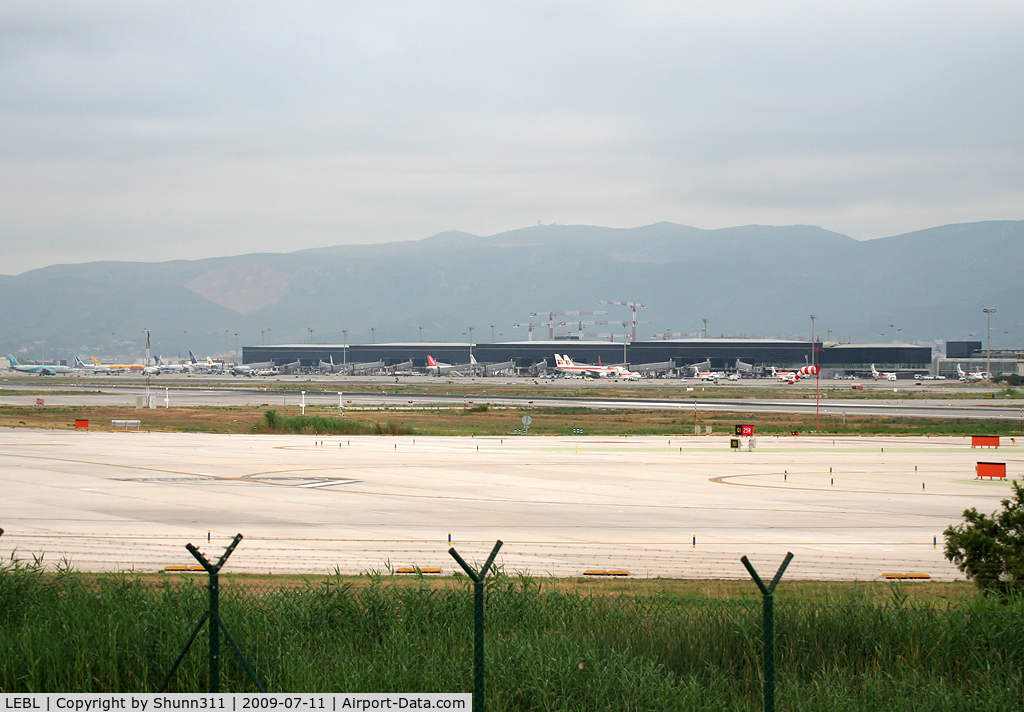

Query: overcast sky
[[1, 1, 1022, 275]]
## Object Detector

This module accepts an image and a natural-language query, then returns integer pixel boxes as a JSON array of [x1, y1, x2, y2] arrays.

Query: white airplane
[[613, 365, 642, 380], [957, 364, 988, 382], [152, 356, 190, 374], [870, 364, 897, 381], [690, 365, 724, 381], [7, 354, 73, 375], [769, 366, 797, 382], [189, 351, 226, 373], [425, 354, 479, 375], [553, 353, 621, 378]]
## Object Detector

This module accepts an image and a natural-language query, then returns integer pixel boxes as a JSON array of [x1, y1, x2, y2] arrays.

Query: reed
[[3, 560, 1023, 709]]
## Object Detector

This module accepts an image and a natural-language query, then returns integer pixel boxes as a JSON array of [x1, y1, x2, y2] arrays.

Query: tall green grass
[[3, 559, 1024, 709], [256, 410, 413, 435]]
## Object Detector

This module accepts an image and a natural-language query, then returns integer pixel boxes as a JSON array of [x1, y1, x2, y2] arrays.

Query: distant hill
[[2, 220, 1020, 362]]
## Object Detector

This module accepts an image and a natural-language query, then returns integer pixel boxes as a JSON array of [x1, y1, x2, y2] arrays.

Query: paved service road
[[1, 429, 1020, 580]]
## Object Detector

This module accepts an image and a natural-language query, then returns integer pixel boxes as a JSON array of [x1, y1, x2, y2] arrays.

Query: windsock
[[789, 364, 820, 383]]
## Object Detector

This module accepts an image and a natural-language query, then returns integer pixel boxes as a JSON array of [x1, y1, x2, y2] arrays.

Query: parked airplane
[[90, 356, 144, 373], [319, 355, 345, 374], [769, 366, 797, 382], [690, 365, 725, 381], [152, 356, 190, 374], [870, 364, 897, 381], [957, 364, 988, 382], [613, 365, 642, 380], [7, 355, 73, 375], [187, 351, 229, 373], [425, 354, 479, 376], [553, 354, 620, 378]]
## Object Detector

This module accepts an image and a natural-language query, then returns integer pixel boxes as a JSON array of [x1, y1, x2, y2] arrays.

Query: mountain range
[[2, 220, 1020, 362]]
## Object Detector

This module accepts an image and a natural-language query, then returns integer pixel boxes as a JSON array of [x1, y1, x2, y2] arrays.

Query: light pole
[[810, 314, 818, 431], [261, 330, 265, 346], [702, 318, 708, 339], [307, 327, 314, 343], [809, 315, 816, 366], [234, 333, 239, 365], [983, 307, 996, 379], [342, 330, 348, 367], [371, 327, 376, 344], [490, 325, 496, 343], [419, 326, 423, 342]]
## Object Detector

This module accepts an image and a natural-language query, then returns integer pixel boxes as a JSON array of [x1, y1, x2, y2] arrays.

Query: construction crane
[[651, 330, 688, 340], [557, 320, 612, 339], [529, 310, 607, 340], [511, 322, 545, 341], [554, 331, 615, 341], [600, 301, 647, 341]]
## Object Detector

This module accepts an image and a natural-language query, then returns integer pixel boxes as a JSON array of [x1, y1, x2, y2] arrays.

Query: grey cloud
[[1, 1, 1022, 274]]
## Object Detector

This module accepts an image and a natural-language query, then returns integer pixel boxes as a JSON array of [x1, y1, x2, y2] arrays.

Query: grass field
[[2, 560, 1022, 709], [2, 401, 1023, 438]]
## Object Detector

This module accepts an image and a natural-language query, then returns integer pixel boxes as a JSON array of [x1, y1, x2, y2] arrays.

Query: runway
[[1, 429, 1020, 581]]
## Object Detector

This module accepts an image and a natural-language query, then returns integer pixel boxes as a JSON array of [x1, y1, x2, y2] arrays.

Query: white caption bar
[[1, 695, 470, 712]]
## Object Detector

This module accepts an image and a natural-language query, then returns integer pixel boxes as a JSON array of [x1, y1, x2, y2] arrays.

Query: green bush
[[994, 373, 1024, 387], [944, 480, 1024, 596], [256, 412, 413, 436]]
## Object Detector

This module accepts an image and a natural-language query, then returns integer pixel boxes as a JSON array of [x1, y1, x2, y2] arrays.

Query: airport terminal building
[[243, 338, 934, 377]]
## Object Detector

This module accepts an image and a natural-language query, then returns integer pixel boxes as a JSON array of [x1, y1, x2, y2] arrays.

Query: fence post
[[159, 533, 265, 693], [740, 552, 793, 712], [449, 540, 503, 712]]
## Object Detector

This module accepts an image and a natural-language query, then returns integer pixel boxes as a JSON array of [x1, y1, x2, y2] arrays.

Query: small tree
[[944, 480, 1024, 595]]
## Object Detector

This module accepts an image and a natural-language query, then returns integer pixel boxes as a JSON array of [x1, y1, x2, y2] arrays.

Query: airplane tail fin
[[598, 355, 603, 366], [7, 354, 19, 366], [74, 355, 87, 368], [470, 354, 477, 365], [427, 355, 438, 367], [554, 354, 565, 367], [90, 356, 100, 366], [189, 351, 198, 364]]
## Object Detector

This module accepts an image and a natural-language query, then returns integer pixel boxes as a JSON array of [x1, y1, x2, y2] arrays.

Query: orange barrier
[[584, 570, 630, 577], [74, 419, 89, 430], [976, 462, 1006, 480], [972, 435, 1000, 448]]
